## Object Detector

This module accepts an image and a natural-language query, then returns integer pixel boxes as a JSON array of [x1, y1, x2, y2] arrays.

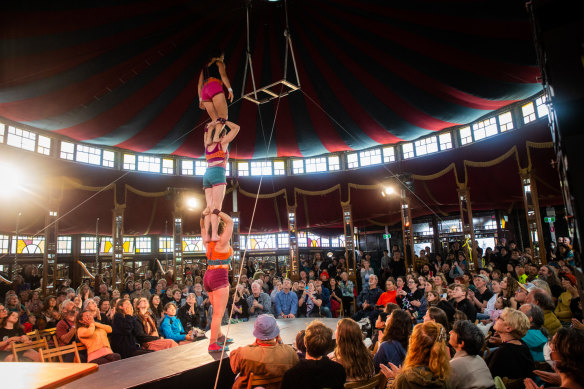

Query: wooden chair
[[11, 338, 49, 361], [76, 341, 87, 352], [39, 343, 81, 363], [344, 373, 384, 389], [246, 372, 283, 389], [337, 301, 344, 318]]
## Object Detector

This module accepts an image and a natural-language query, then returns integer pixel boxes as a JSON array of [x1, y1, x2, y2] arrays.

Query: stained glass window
[[298, 231, 307, 247], [135, 237, 151, 253], [0, 235, 9, 254], [183, 237, 205, 253], [307, 232, 321, 247], [11, 235, 45, 254], [123, 237, 135, 254], [99, 237, 112, 254], [57, 236, 72, 254], [159, 237, 173, 253], [331, 235, 345, 248], [245, 234, 277, 250]]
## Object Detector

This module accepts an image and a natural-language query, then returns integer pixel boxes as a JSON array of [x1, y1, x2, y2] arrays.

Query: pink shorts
[[203, 268, 229, 292], [201, 79, 224, 101]]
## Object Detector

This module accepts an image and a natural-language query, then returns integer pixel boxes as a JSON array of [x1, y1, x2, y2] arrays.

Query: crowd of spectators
[[1, 235, 583, 389]]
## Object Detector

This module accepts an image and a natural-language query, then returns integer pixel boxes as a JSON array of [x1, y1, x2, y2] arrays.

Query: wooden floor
[[65, 317, 340, 389]]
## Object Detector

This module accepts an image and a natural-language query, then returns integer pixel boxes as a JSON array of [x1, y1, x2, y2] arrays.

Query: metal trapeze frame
[[241, 0, 301, 105]]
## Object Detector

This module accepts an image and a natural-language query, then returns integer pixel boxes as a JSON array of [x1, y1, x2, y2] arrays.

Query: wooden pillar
[[287, 205, 299, 280], [520, 169, 547, 264], [231, 212, 241, 278], [111, 205, 125, 290], [341, 203, 357, 282], [458, 185, 479, 269], [172, 213, 183, 285], [42, 207, 59, 296], [400, 189, 414, 272]]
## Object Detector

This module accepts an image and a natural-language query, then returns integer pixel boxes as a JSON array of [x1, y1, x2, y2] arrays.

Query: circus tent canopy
[[0, 0, 542, 159]]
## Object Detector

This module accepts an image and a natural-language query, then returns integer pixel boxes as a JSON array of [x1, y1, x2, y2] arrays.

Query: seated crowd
[[0, 236, 583, 389]]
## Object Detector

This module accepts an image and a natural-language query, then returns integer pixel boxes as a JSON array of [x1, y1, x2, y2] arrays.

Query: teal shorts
[[203, 166, 226, 189]]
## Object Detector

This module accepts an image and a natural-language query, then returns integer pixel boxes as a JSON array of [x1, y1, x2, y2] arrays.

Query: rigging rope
[[211, 77, 287, 389]]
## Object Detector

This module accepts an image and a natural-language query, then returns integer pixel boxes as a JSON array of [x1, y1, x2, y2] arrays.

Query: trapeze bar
[[243, 79, 300, 105]]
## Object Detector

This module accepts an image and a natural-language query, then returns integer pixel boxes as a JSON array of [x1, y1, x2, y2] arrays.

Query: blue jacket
[[373, 340, 407, 372], [160, 315, 187, 342], [275, 290, 298, 316], [320, 287, 331, 309]]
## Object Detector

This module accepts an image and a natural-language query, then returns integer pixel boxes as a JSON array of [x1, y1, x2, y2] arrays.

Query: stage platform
[[64, 317, 340, 389]]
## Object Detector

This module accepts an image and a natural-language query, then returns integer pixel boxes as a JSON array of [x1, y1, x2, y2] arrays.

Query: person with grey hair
[[352, 274, 383, 322], [531, 278, 552, 297], [526, 288, 561, 336], [247, 281, 272, 317], [519, 303, 548, 362]]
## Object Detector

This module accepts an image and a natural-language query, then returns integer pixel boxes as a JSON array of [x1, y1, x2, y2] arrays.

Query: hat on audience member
[[320, 271, 329, 279], [474, 274, 489, 283], [563, 273, 577, 286], [253, 315, 280, 340]]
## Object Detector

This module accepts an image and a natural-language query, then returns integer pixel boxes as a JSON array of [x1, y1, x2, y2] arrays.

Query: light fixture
[[381, 186, 396, 197], [185, 197, 200, 210], [0, 162, 22, 197]]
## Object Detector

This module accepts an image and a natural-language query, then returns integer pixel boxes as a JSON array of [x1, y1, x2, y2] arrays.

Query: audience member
[[110, 298, 152, 358], [76, 308, 121, 364], [374, 309, 411, 371], [381, 321, 450, 389], [282, 321, 346, 389], [230, 314, 298, 388], [332, 318, 375, 382], [353, 275, 383, 322], [247, 281, 272, 317], [275, 279, 298, 319], [159, 302, 196, 344], [526, 288, 561, 336], [449, 320, 494, 389], [485, 307, 535, 380], [135, 297, 178, 350], [0, 311, 40, 361]]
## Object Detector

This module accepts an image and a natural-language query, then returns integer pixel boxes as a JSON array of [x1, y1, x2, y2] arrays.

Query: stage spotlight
[[185, 197, 200, 210], [381, 186, 395, 197], [0, 162, 22, 197]]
